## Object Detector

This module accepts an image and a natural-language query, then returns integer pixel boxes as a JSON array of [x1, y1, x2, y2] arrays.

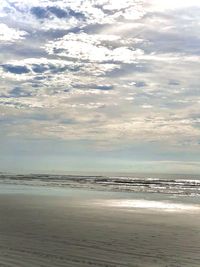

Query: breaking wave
[[1, 174, 200, 195]]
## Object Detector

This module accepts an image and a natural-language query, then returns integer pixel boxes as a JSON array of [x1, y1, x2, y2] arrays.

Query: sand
[[0, 185, 200, 267]]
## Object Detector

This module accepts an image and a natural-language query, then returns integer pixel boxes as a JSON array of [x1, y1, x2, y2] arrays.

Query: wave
[[0, 174, 200, 195]]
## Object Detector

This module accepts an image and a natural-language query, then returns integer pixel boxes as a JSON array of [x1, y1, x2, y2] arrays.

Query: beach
[[0, 184, 200, 267]]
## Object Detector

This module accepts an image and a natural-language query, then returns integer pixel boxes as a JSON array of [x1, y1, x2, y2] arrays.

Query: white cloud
[[149, 0, 200, 11], [0, 23, 28, 42], [45, 32, 144, 63]]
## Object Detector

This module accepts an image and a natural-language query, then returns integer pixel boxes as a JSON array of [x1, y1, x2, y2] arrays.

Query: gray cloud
[[73, 83, 114, 91], [9, 87, 31, 98], [30, 6, 86, 20], [1, 64, 30, 74]]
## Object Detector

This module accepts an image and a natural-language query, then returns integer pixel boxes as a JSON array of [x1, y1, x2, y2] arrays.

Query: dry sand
[[0, 185, 200, 267]]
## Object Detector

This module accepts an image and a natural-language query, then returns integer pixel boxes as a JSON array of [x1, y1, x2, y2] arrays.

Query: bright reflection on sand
[[97, 199, 200, 213]]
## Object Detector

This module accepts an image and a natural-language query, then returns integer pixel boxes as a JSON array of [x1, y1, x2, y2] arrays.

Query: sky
[[0, 0, 200, 175]]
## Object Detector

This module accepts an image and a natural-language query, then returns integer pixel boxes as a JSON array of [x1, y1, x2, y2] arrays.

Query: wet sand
[[0, 185, 200, 267]]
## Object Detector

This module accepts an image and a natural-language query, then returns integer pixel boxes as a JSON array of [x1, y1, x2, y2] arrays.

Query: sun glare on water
[[97, 199, 200, 213]]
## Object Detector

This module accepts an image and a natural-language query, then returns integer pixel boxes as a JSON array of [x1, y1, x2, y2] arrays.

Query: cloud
[[0, 58, 82, 75], [9, 87, 31, 98], [45, 32, 144, 63], [149, 0, 200, 11], [168, 80, 180, 86], [30, 7, 48, 19], [93, 85, 113, 90], [0, 23, 28, 43], [73, 83, 114, 91], [134, 81, 146, 87], [2, 64, 30, 74], [30, 6, 86, 20]]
